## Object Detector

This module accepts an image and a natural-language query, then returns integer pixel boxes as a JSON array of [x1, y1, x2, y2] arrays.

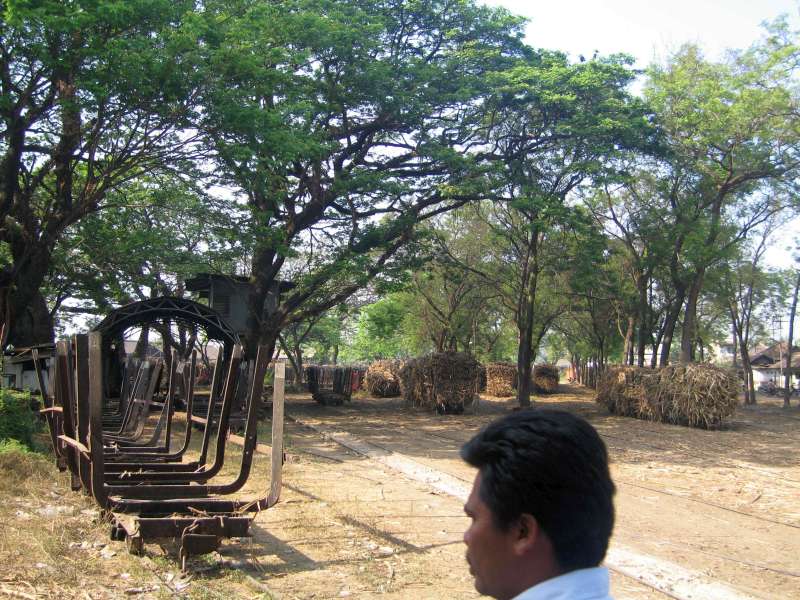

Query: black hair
[[460, 408, 615, 572]]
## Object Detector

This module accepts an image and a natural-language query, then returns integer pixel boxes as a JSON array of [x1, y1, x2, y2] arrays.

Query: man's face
[[463, 471, 519, 600]]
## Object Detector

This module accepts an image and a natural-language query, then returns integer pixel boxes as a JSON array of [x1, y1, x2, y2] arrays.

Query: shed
[[185, 274, 293, 337], [749, 342, 799, 367], [2, 343, 54, 393], [750, 342, 800, 386]]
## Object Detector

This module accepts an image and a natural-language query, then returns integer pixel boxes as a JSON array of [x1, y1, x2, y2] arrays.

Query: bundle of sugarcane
[[399, 351, 480, 414], [595, 366, 650, 416], [533, 364, 559, 394], [364, 359, 403, 397], [596, 364, 738, 428], [485, 362, 517, 397], [639, 364, 738, 429]]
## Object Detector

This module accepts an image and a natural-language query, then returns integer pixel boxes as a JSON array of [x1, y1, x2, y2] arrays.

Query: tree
[[47, 175, 243, 355], [342, 294, 412, 361], [302, 312, 345, 365], [52, 176, 243, 312], [557, 219, 626, 372], [195, 0, 527, 359], [587, 169, 679, 367], [279, 310, 347, 383], [710, 221, 784, 403], [470, 51, 653, 406], [408, 210, 510, 357], [643, 34, 800, 363], [0, 0, 203, 346]]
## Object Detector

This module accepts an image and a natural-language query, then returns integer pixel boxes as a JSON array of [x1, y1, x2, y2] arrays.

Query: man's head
[[461, 409, 615, 599]]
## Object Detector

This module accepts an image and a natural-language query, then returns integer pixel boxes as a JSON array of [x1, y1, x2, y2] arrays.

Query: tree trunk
[[622, 316, 634, 366], [680, 270, 705, 363], [731, 305, 756, 405], [435, 330, 447, 353], [135, 326, 150, 358], [0, 244, 57, 348], [636, 277, 648, 367], [738, 339, 756, 405], [278, 335, 302, 385], [293, 347, 303, 385], [245, 240, 284, 360], [516, 300, 535, 408], [650, 314, 664, 369], [650, 325, 664, 369], [5, 289, 53, 348], [784, 270, 800, 408], [659, 292, 684, 367]]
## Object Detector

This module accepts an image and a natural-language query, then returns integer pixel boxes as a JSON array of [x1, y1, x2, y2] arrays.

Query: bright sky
[[484, 0, 800, 66]]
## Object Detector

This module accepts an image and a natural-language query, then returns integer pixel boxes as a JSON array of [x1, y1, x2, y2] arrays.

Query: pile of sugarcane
[[533, 364, 559, 393], [364, 359, 403, 397], [399, 351, 480, 414], [596, 366, 649, 417], [485, 362, 517, 397], [596, 364, 738, 428]]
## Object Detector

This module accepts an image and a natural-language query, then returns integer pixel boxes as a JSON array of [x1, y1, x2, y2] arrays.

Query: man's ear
[[513, 513, 539, 555]]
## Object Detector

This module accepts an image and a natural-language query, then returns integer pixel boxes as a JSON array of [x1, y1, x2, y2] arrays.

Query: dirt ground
[[1, 384, 799, 599]]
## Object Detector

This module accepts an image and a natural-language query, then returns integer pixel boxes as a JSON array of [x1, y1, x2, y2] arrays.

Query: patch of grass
[[0, 444, 111, 595], [186, 588, 226, 600], [0, 440, 52, 486]]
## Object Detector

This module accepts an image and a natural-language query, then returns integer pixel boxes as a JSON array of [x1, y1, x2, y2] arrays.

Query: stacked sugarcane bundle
[[596, 366, 650, 416], [533, 364, 559, 394], [399, 351, 480, 414], [485, 362, 517, 397], [596, 364, 738, 428], [639, 364, 739, 428], [364, 359, 403, 397]]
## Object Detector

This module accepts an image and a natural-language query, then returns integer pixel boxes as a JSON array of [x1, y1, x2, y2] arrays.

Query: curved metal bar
[[92, 297, 239, 347]]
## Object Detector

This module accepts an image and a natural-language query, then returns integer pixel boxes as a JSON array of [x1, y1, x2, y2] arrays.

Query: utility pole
[[772, 317, 784, 388]]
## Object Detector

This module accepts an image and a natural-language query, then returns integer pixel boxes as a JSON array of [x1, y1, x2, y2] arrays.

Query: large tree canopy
[[0, 0, 203, 346], [194, 0, 528, 356]]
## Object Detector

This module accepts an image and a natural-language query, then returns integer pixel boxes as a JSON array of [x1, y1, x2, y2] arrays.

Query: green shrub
[[0, 388, 37, 448]]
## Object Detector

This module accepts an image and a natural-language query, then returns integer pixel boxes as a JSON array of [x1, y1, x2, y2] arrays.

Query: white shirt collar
[[510, 566, 612, 600]]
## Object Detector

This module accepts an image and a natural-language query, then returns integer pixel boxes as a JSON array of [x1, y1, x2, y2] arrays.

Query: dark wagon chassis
[[34, 298, 286, 569]]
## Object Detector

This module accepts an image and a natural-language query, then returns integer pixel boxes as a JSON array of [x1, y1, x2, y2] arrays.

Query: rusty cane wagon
[[34, 298, 285, 569]]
